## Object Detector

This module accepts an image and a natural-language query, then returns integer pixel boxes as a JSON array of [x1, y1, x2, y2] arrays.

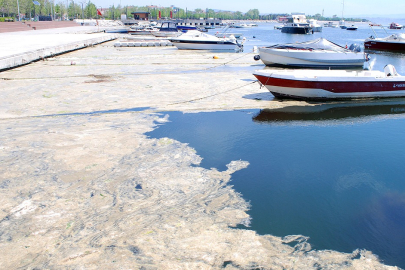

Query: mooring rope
[[204, 48, 256, 71], [168, 80, 259, 105]]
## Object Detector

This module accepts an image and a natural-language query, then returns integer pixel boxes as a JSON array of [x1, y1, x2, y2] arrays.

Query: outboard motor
[[384, 64, 399, 76], [348, 43, 361, 52]]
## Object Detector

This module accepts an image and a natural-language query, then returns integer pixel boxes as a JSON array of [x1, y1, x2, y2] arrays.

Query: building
[[131, 12, 150, 20]]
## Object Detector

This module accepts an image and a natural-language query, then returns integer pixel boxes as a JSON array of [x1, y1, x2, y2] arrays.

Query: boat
[[339, 20, 346, 29], [169, 30, 244, 51], [151, 22, 181, 37], [308, 19, 322, 32], [346, 25, 358, 30], [128, 26, 159, 35], [253, 64, 405, 100], [364, 33, 405, 51], [256, 38, 367, 68], [389, 22, 403, 29], [176, 25, 199, 32], [327, 22, 339, 28], [104, 28, 128, 33], [281, 13, 313, 34]]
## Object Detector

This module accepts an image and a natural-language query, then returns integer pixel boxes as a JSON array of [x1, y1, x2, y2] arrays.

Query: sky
[[92, 0, 405, 18]]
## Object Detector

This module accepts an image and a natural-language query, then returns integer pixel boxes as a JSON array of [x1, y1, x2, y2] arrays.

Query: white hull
[[152, 31, 181, 37], [172, 42, 240, 50], [259, 47, 365, 67], [266, 85, 405, 99]]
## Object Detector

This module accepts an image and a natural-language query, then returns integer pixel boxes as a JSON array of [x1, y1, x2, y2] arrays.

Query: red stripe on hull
[[254, 74, 405, 93], [364, 41, 405, 51]]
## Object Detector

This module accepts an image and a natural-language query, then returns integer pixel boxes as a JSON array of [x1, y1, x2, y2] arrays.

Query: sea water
[[148, 23, 405, 268]]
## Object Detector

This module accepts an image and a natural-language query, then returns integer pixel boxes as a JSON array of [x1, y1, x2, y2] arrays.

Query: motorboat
[[389, 22, 403, 29], [281, 13, 313, 34], [253, 64, 405, 100], [364, 33, 405, 51], [346, 25, 358, 30], [214, 25, 242, 39], [104, 28, 128, 33], [128, 26, 159, 35], [169, 30, 244, 51], [256, 38, 367, 68], [176, 25, 199, 32], [308, 19, 322, 32], [152, 22, 181, 37], [339, 20, 346, 29]]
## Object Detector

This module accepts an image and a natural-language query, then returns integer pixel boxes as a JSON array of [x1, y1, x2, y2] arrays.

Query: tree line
[[0, 0, 363, 22], [0, 0, 262, 21]]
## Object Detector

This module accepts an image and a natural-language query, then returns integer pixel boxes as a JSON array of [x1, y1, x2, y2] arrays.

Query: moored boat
[[253, 65, 405, 100], [346, 25, 358, 30], [128, 26, 159, 35], [152, 22, 181, 37], [364, 33, 405, 51], [281, 13, 313, 34], [169, 30, 244, 51], [256, 38, 367, 68], [389, 22, 403, 29]]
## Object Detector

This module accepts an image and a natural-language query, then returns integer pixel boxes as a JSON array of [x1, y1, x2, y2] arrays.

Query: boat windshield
[[266, 38, 349, 52]]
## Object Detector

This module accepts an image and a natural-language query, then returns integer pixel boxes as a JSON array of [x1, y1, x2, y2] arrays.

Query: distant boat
[[364, 33, 405, 51], [256, 38, 367, 68], [389, 22, 403, 29], [281, 13, 313, 34], [128, 26, 159, 35], [253, 65, 405, 100], [308, 19, 322, 32], [346, 25, 358, 30], [104, 28, 128, 33]]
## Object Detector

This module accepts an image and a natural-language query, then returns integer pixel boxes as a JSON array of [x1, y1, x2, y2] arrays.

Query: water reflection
[[253, 99, 405, 124]]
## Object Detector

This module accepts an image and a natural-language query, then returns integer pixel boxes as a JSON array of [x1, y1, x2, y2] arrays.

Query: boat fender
[[254, 55, 260, 61], [253, 36, 256, 38], [213, 56, 219, 59]]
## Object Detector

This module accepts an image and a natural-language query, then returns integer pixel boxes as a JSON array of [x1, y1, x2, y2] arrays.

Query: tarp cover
[[266, 38, 348, 52]]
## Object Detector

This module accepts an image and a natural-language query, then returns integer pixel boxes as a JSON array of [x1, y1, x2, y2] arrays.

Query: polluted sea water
[[0, 24, 400, 268]]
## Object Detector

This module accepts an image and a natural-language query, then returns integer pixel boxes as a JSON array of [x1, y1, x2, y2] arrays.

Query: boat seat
[[384, 64, 399, 77]]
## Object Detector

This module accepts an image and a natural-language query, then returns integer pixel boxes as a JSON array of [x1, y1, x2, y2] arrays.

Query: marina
[[1, 19, 405, 269]]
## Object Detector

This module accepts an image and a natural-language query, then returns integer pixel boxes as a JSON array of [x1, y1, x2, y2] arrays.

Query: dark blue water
[[147, 24, 405, 268], [147, 102, 405, 268]]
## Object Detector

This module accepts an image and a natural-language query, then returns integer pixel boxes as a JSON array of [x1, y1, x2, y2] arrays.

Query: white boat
[[253, 65, 405, 100], [308, 19, 322, 32], [129, 26, 159, 35], [169, 30, 244, 51], [256, 38, 367, 68], [152, 22, 181, 37]]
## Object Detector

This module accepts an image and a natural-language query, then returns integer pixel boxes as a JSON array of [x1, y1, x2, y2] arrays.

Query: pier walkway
[[0, 21, 116, 71]]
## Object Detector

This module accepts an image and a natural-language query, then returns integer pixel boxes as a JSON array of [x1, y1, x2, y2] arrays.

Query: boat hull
[[253, 71, 405, 100], [281, 26, 313, 34], [258, 47, 365, 68], [364, 40, 405, 51], [170, 40, 240, 50]]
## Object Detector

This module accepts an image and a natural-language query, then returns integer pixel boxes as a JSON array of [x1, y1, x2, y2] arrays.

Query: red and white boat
[[364, 33, 405, 51], [389, 22, 403, 29], [253, 65, 405, 100]]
